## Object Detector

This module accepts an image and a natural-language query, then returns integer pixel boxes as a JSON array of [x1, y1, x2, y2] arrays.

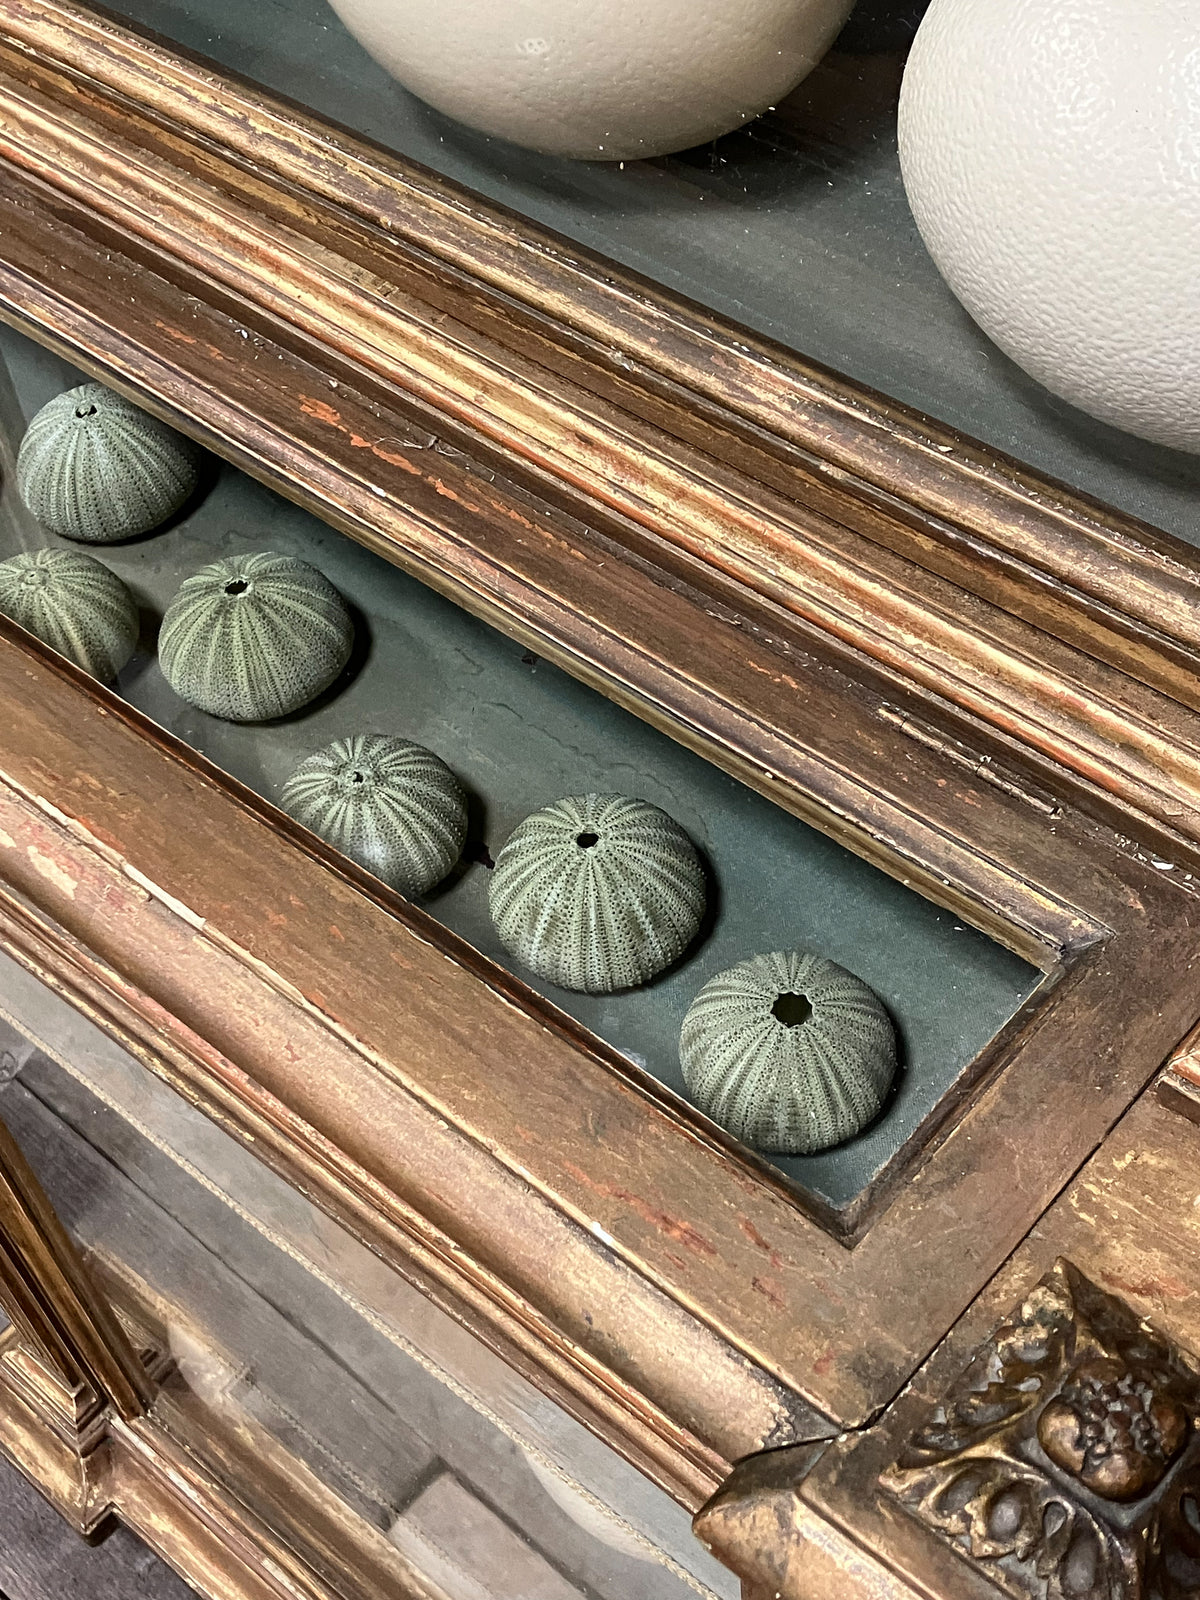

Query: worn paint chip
[[25, 845, 77, 898], [122, 863, 207, 929]]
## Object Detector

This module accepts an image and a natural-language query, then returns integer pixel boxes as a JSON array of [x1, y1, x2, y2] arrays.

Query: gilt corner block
[[881, 1259, 1200, 1600]]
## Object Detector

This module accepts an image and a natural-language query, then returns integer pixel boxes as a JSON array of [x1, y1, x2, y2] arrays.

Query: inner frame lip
[[0, 4, 1191, 1490]]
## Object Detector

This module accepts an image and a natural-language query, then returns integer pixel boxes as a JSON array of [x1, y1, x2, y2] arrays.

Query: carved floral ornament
[[882, 1261, 1200, 1600]]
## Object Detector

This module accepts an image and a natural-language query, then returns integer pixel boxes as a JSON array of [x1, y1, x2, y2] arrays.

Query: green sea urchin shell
[[0, 549, 138, 681], [489, 793, 706, 994], [158, 551, 353, 722], [281, 735, 467, 896], [680, 950, 896, 1154], [17, 383, 200, 543]]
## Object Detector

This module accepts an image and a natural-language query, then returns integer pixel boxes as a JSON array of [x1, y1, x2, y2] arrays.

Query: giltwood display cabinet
[[0, 3, 1198, 1598]]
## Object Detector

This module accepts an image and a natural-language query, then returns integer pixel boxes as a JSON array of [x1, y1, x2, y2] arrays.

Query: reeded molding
[[0, 0, 1197, 854]]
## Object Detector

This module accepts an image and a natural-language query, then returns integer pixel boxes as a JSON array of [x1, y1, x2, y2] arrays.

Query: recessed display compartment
[[0, 323, 1038, 1222]]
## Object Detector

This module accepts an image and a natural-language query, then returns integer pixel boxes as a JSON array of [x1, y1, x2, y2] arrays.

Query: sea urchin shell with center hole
[[17, 382, 200, 542], [489, 793, 706, 993], [680, 949, 896, 1153], [158, 551, 353, 722], [281, 735, 467, 897]]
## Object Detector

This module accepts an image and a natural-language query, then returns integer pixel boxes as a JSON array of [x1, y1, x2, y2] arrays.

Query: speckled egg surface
[[0, 548, 139, 681], [325, 0, 856, 160], [899, 0, 1200, 453], [680, 949, 896, 1154], [17, 382, 201, 541], [280, 734, 467, 896], [489, 793, 706, 992], [158, 550, 354, 722]]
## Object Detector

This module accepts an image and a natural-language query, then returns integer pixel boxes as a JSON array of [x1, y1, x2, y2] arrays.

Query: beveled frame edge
[[1160, 1022, 1200, 1128], [0, 846, 748, 1506], [0, 629, 792, 1497], [0, 0, 1198, 1543], [0, 615, 1196, 1471], [0, 0, 1199, 866], [0, 1107, 153, 1418]]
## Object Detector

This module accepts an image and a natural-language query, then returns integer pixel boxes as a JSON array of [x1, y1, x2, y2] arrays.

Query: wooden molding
[[0, 9, 1200, 1597], [0, 1104, 153, 1420], [1160, 1023, 1200, 1127], [0, 1321, 442, 1600], [0, 0, 1198, 857], [0, 616, 1197, 1488]]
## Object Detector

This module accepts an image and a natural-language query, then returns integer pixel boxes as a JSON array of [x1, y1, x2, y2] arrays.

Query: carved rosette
[[882, 1261, 1200, 1600]]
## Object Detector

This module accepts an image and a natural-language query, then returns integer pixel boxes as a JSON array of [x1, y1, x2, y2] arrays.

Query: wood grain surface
[[0, 6, 1198, 1600], [0, 0, 1198, 863]]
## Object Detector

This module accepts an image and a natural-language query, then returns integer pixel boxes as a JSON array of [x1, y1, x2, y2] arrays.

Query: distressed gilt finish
[[0, 1, 1199, 863], [0, 578, 1198, 1599], [0, 1101, 153, 1421], [882, 1261, 1200, 1598], [698, 1081, 1200, 1600], [0, 5, 1193, 1600], [1159, 1023, 1200, 1128]]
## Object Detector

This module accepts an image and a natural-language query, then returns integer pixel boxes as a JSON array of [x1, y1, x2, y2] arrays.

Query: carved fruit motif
[[281, 735, 468, 897], [17, 382, 200, 542], [489, 793, 706, 993], [0, 548, 138, 680], [679, 949, 896, 1153], [883, 1260, 1200, 1600], [158, 551, 353, 722], [1038, 1357, 1190, 1501]]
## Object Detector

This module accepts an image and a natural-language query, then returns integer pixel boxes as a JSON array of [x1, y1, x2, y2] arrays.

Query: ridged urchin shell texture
[[0, 549, 138, 681], [489, 793, 706, 994], [158, 551, 354, 722], [280, 735, 468, 897], [16, 383, 200, 543], [680, 950, 896, 1155]]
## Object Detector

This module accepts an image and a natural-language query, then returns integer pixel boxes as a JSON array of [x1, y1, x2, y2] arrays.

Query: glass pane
[[0, 321, 1037, 1217], [0, 955, 736, 1600], [95, 0, 1200, 544]]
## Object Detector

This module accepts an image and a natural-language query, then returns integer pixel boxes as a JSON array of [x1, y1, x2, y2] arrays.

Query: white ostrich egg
[[898, 0, 1200, 454], [325, 0, 857, 160]]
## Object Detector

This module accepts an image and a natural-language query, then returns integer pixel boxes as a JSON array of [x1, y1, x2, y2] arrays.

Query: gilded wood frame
[[1, 0, 1200, 855], [0, 4, 1197, 1598], [697, 1078, 1200, 1600], [0, 581, 1196, 1489]]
